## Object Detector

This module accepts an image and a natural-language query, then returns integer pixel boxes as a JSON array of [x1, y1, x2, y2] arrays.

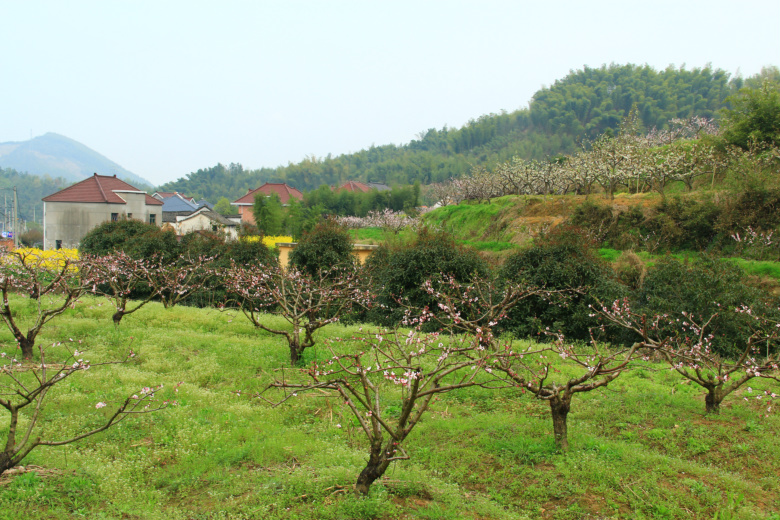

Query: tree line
[[158, 64, 768, 202]]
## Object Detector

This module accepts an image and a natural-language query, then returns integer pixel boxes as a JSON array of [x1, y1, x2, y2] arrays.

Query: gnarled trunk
[[354, 439, 392, 496], [18, 336, 34, 360], [289, 340, 302, 366], [704, 387, 723, 414], [112, 309, 125, 326], [0, 452, 12, 477], [549, 395, 572, 451]]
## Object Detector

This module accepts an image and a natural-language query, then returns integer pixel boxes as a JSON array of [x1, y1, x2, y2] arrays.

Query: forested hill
[[0, 167, 70, 227], [0, 133, 153, 189], [159, 64, 748, 202]]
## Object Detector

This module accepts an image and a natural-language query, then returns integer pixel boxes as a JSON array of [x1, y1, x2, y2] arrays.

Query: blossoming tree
[[0, 249, 93, 359], [144, 254, 215, 309], [421, 274, 641, 451], [224, 263, 372, 365], [594, 299, 780, 414], [263, 322, 506, 496], [0, 341, 175, 477], [82, 251, 158, 325]]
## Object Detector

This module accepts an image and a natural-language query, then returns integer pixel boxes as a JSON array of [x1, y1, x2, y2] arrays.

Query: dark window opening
[[55, 240, 62, 250], [111, 213, 119, 222], [149, 213, 157, 224], [127, 213, 133, 219]]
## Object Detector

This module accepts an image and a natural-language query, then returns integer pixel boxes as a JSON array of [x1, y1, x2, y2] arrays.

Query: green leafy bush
[[181, 232, 278, 307], [499, 226, 626, 341], [365, 228, 488, 326], [635, 256, 777, 358], [80, 219, 180, 259], [289, 220, 354, 277]]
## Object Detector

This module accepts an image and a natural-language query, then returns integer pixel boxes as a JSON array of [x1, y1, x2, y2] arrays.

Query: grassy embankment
[[1, 293, 778, 520], [416, 193, 780, 283]]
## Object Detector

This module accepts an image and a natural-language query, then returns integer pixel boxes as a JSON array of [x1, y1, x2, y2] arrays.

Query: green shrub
[[180, 232, 278, 307], [289, 220, 354, 276], [80, 219, 180, 259], [612, 251, 647, 290], [652, 196, 721, 250], [365, 228, 488, 326], [499, 226, 626, 341], [635, 256, 777, 358], [716, 187, 780, 259]]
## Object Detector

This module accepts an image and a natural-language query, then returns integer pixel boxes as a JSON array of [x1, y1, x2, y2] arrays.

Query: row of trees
[[436, 113, 776, 204], [3, 222, 780, 494], [436, 75, 780, 204], [157, 65, 762, 202]]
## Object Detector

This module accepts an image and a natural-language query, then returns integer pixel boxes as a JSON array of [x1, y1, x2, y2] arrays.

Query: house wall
[[43, 193, 161, 250], [176, 214, 238, 240], [236, 205, 255, 225]]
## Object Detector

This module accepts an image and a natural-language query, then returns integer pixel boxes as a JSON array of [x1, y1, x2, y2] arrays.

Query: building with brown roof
[[231, 182, 303, 225], [337, 181, 372, 193], [335, 181, 391, 193], [42, 173, 163, 250]]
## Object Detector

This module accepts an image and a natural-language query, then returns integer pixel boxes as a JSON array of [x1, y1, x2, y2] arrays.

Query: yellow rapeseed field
[[5, 247, 80, 270], [242, 235, 293, 248]]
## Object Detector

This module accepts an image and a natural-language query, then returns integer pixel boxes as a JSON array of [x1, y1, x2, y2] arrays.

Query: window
[[149, 213, 157, 224], [111, 213, 118, 222], [127, 213, 133, 219], [55, 240, 62, 250]]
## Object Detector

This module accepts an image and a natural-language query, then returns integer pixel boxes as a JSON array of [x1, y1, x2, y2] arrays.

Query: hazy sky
[[2, 1, 778, 187]]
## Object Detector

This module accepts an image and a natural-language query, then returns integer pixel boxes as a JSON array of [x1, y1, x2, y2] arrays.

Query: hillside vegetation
[[159, 64, 753, 201]]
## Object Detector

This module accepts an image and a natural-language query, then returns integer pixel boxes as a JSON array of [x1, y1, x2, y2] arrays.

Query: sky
[[1, 1, 779, 187]]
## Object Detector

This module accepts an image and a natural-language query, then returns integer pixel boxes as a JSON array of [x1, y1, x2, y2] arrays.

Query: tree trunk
[[354, 440, 391, 496], [704, 388, 722, 414], [18, 336, 34, 360], [288, 341, 301, 366], [112, 310, 125, 326], [549, 395, 571, 451], [0, 452, 12, 477]]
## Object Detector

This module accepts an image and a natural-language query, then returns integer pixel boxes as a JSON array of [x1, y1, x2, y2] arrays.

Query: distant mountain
[[0, 133, 152, 189]]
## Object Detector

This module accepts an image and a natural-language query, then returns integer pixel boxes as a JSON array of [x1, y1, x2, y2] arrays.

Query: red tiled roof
[[144, 194, 164, 205], [42, 174, 163, 205], [233, 183, 303, 205], [337, 181, 372, 193]]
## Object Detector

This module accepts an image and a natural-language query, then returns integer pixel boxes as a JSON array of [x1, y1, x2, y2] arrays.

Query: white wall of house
[[175, 213, 238, 240], [43, 193, 161, 250]]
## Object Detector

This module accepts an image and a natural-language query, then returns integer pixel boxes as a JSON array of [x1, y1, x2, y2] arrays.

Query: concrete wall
[[43, 193, 161, 250], [276, 243, 379, 268], [176, 214, 238, 240]]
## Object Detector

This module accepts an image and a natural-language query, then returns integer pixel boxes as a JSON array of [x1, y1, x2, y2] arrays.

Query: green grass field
[[1, 294, 779, 519], [599, 248, 780, 281]]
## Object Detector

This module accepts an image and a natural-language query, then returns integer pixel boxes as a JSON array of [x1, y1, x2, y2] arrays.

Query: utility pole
[[13, 187, 19, 248]]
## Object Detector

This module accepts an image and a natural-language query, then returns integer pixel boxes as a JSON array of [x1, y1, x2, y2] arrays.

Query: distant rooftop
[[232, 182, 303, 205], [42, 173, 162, 205]]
